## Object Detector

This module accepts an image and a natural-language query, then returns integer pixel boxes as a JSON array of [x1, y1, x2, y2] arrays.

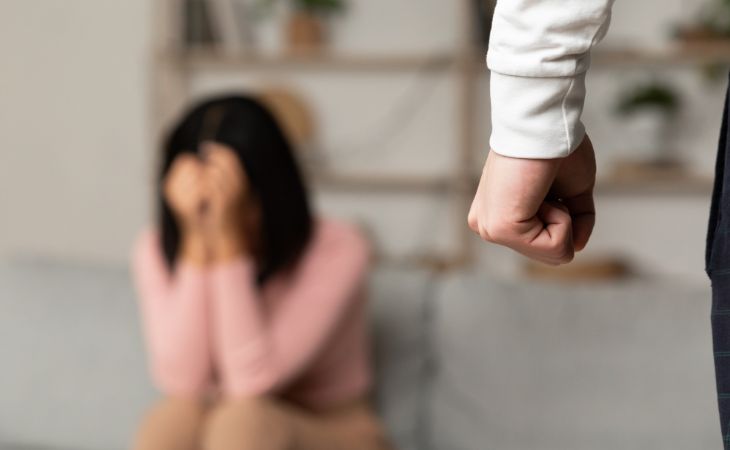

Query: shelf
[[309, 169, 714, 195], [372, 251, 471, 271], [167, 48, 460, 72], [595, 175, 714, 195], [310, 171, 460, 192], [594, 42, 730, 67], [165, 41, 730, 73], [152, 0, 486, 270]]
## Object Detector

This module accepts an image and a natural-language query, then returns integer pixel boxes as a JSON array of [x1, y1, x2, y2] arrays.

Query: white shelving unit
[[590, 41, 730, 196], [151, 0, 481, 269]]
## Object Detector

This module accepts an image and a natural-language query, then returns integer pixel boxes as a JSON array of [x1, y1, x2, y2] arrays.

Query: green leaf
[[615, 81, 681, 117], [291, 0, 346, 13]]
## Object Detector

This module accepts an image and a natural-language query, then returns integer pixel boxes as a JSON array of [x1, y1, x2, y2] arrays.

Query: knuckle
[[484, 220, 511, 242], [562, 254, 575, 264], [467, 213, 478, 232], [478, 227, 493, 243], [545, 240, 562, 254], [553, 247, 574, 264]]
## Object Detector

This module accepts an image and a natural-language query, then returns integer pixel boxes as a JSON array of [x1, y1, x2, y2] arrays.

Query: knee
[[345, 415, 393, 450], [203, 397, 292, 450], [133, 397, 206, 450], [207, 396, 277, 429], [158, 396, 206, 414], [147, 397, 206, 426]]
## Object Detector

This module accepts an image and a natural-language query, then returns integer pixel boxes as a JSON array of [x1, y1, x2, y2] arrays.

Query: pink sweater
[[131, 219, 372, 409]]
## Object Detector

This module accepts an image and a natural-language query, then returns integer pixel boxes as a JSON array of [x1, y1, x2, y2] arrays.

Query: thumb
[[561, 192, 595, 252], [527, 202, 574, 265]]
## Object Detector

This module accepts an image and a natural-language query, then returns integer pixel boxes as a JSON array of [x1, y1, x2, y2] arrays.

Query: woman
[[131, 95, 391, 450]]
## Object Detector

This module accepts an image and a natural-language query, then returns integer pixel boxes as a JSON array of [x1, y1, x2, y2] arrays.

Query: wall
[[0, 0, 151, 265], [0, 0, 721, 282]]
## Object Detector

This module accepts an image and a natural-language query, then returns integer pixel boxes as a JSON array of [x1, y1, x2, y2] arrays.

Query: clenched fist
[[468, 136, 597, 265]]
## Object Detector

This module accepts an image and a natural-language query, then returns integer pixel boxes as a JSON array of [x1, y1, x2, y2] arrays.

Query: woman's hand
[[164, 154, 211, 265], [202, 143, 250, 262], [164, 154, 209, 232], [164, 145, 254, 264]]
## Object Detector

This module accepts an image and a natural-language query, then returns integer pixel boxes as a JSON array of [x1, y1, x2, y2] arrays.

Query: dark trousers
[[708, 75, 730, 448]]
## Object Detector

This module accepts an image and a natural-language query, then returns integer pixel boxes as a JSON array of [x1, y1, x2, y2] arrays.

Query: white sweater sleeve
[[488, 0, 615, 159]]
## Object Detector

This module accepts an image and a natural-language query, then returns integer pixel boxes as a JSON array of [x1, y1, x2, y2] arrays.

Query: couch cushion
[[427, 276, 721, 450], [0, 259, 433, 450], [368, 267, 436, 450], [0, 444, 71, 450], [0, 260, 156, 450]]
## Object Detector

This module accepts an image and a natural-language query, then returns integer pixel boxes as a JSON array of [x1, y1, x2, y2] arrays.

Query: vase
[[286, 11, 327, 53], [620, 110, 674, 164]]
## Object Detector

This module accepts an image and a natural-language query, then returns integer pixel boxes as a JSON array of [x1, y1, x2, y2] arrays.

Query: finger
[[196, 180, 212, 218], [201, 168, 223, 201], [165, 167, 196, 209], [174, 153, 201, 173], [188, 175, 208, 201], [467, 194, 482, 235], [204, 160, 225, 182], [562, 192, 595, 252], [182, 164, 205, 193], [468, 170, 489, 237], [206, 145, 242, 180], [209, 147, 248, 195], [182, 169, 204, 195], [202, 173, 230, 224], [173, 155, 204, 191], [571, 214, 595, 252], [524, 202, 574, 264], [204, 163, 231, 201], [467, 207, 479, 234], [513, 241, 569, 267], [204, 161, 240, 204]]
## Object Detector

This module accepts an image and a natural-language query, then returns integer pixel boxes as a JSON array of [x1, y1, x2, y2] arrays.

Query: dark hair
[[158, 94, 314, 283]]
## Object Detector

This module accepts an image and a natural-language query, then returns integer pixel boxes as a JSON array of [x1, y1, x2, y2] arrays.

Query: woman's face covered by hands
[[164, 142, 260, 247]]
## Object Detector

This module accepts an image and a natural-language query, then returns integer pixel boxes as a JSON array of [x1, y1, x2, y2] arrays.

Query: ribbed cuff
[[489, 71, 587, 159]]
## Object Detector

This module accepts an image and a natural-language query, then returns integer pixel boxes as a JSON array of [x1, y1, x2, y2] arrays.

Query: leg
[[203, 397, 391, 450], [712, 282, 730, 449], [132, 397, 207, 450], [709, 73, 730, 449], [203, 397, 295, 450]]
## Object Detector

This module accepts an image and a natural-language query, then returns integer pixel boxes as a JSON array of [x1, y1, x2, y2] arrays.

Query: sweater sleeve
[[131, 229, 212, 397], [488, 0, 615, 158], [209, 223, 370, 398]]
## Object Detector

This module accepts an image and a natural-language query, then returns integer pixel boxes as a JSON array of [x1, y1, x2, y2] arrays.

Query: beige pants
[[132, 396, 393, 450]]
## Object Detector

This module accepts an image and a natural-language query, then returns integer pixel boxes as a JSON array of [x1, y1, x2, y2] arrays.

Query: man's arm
[[469, 0, 614, 264], [489, 0, 614, 158]]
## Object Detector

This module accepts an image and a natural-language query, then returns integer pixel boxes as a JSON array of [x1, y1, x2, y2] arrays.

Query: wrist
[[180, 232, 210, 267], [210, 231, 248, 264]]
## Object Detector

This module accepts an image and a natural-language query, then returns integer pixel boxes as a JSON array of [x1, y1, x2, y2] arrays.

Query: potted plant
[[675, 0, 730, 42], [614, 80, 682, 167], [259, 0, 346, 53]]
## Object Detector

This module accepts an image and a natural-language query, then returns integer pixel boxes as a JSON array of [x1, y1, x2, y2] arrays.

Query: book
[[209, 0, 242, 53], [473, 0, 495, 50], [183, 0, 218, 48]]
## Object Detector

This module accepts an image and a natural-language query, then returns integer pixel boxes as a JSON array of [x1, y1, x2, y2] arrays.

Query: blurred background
[[1, 0, 730, 449]]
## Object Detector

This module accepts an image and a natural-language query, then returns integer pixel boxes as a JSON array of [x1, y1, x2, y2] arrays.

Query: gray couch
[[0, 260, 722, 450]]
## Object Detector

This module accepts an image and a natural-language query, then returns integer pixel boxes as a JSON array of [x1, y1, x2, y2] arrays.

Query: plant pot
[[619, 110, 673, 163], [286, 12, 327, 53]]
